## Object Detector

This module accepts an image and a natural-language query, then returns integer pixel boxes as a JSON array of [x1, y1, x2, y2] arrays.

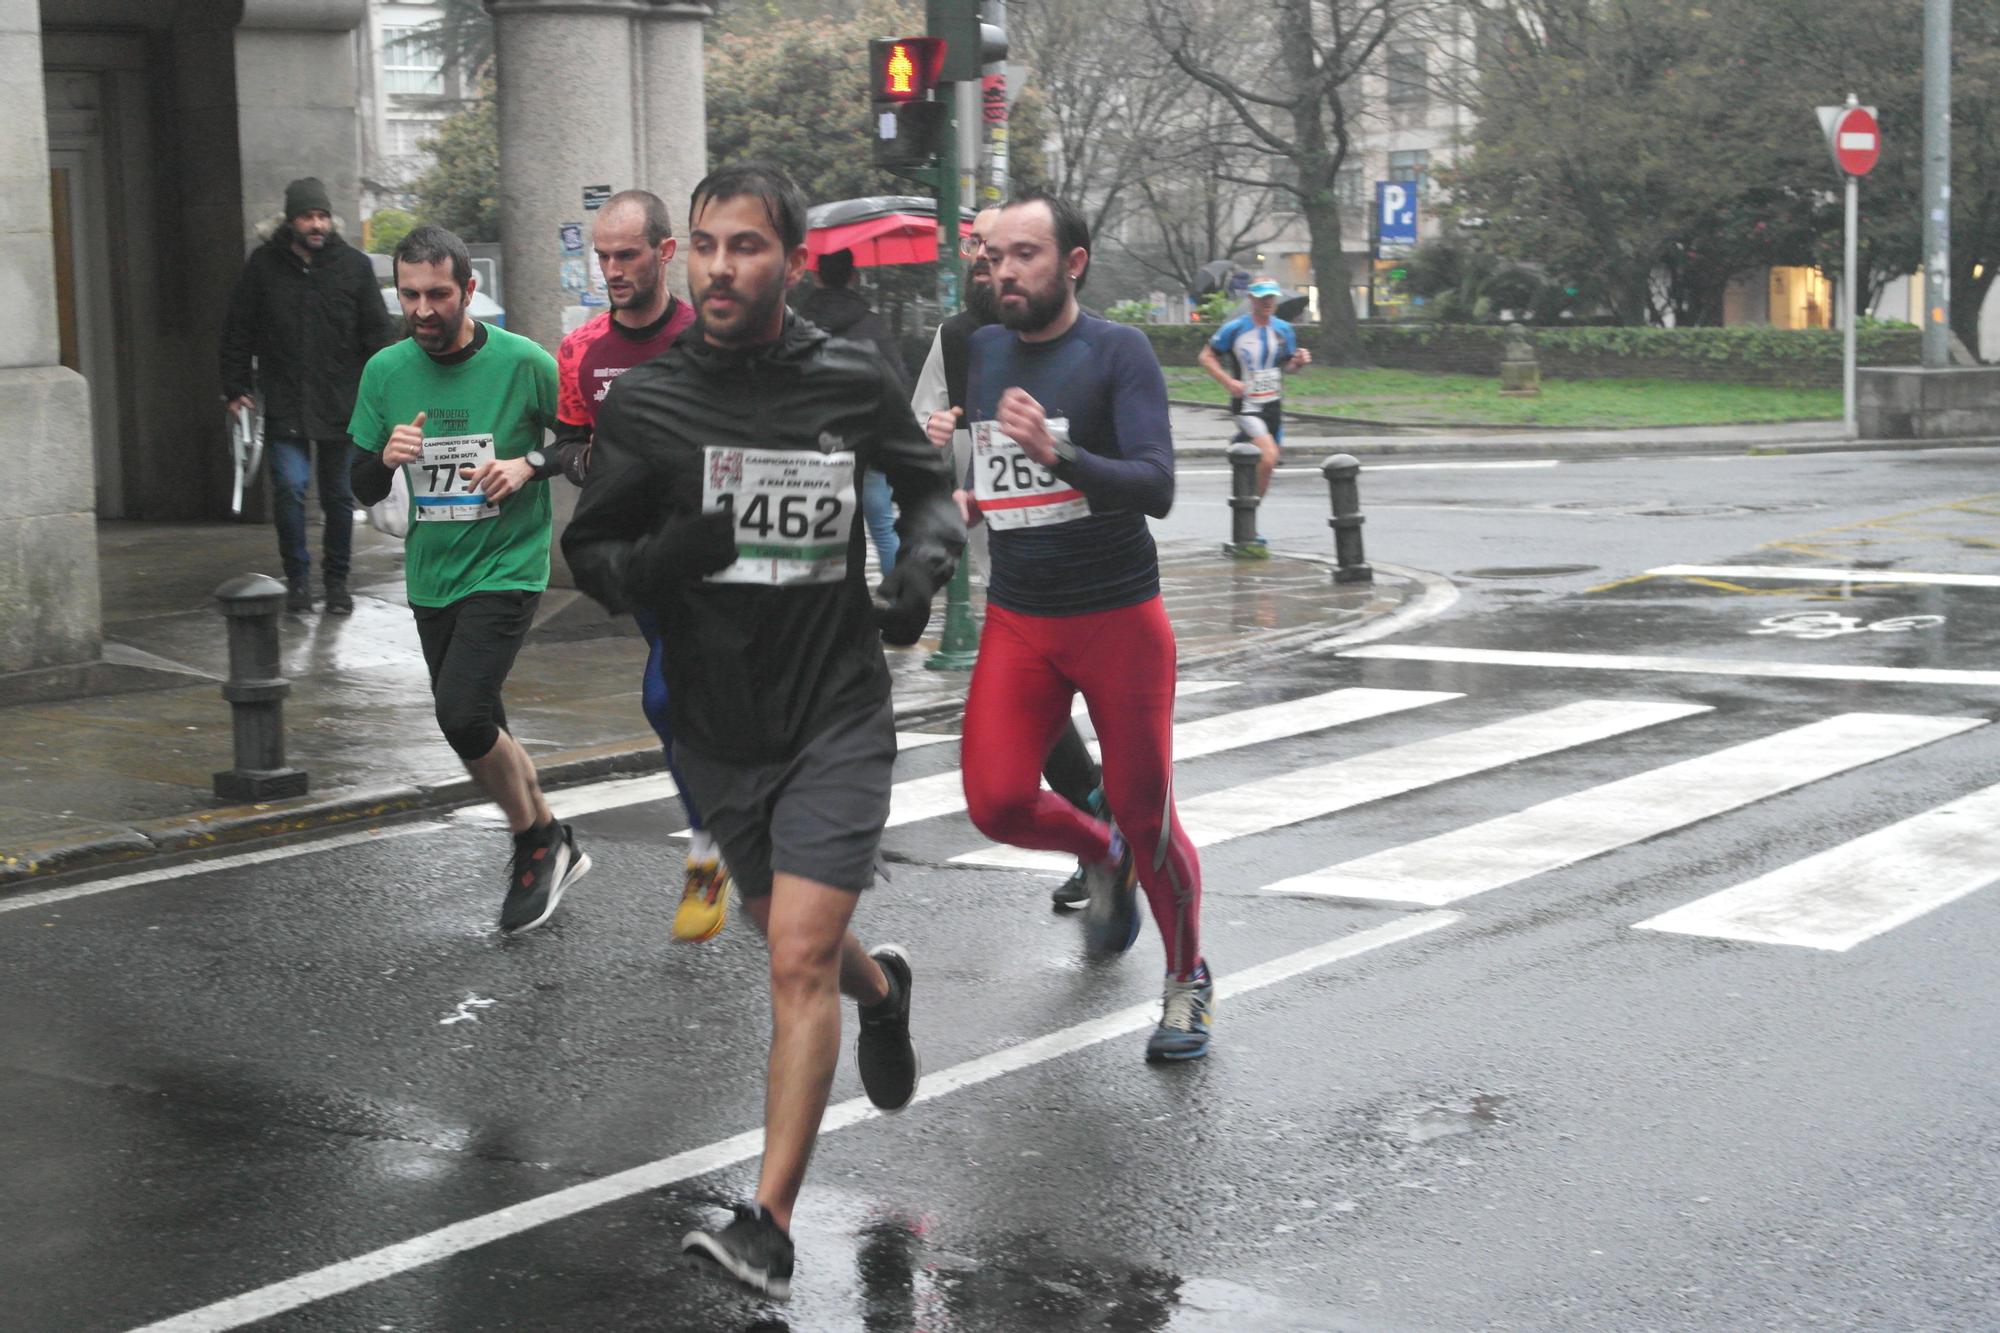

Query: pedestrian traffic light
[[870, 37, 949, 168]]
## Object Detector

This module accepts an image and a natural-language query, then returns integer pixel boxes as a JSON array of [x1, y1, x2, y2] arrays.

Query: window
[[381, 26, 443, 96], [384, 117, 438, 158], [1388, 149, 1430, 194], [1387, 46, 1427, 106], [1336, 167, 1367, 213]]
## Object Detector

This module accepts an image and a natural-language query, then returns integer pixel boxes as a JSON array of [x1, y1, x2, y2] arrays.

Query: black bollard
[[1320, 454, 1373, 585], [1223, 441, 1269, 559], [212, 574, 309, 801]]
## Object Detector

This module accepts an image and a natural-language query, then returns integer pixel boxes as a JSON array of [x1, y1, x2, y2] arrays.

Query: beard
[[696, 276, 785, 347], [611, 264, 660, 311], [997, 275, 1068, 333], [964, 277, 1000, 325], [410, 308, 467, 353]]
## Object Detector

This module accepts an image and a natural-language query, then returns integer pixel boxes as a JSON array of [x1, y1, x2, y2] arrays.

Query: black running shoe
[[855, 944, 919, 1111], [324, 578, 354, 615], [682, 1202, 794, 1300], [1051, 785, 1106, 911], [1082, 829, 1141, 957], [500, 822, 590, 935], [285, 576, 313, 614]]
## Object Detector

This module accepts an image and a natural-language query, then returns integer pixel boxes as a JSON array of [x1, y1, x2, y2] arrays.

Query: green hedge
[[1129, 321, 1922, 388]]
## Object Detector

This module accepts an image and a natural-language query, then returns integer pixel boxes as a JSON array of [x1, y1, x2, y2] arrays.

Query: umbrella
[[805, 195, 973, 268]]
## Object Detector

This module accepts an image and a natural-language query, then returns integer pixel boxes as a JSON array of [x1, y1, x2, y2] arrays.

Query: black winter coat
[[219, 228, 397, 441], [563, 314, 964, 764]]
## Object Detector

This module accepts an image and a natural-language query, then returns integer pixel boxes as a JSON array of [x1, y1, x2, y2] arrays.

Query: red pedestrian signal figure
[[869, 37, 948, 167], [886, 44, 916, 98]]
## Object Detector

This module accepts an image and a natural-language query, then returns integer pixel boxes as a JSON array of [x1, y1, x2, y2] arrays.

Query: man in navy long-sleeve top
[[954, 189, 1213, 1063]]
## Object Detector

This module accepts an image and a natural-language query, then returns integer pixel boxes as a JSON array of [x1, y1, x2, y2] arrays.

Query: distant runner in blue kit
[[955, 190, 1214, 1063], [1196, 276, 1311, 526]]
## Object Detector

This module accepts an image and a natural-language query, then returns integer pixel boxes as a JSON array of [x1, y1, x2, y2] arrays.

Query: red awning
[[805, 214, 973, 268]]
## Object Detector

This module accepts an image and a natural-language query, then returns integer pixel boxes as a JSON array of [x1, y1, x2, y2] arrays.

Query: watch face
[[526, 450, 547, 469]]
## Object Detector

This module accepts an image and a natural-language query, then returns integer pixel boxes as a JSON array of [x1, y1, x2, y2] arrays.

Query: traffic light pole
[[926, 88, 981, 671]]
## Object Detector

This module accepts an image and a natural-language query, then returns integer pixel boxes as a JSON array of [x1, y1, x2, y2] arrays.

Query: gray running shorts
[[671, 698, 897, 897]]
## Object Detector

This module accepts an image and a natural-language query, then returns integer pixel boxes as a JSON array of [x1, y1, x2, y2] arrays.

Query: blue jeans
[[633, 607, 704, 833], [270, 437, 354, 583], [861, 467, 898, 573]]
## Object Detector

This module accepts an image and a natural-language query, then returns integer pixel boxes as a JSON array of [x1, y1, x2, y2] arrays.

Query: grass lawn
[[1162, 366, 1841, 429]]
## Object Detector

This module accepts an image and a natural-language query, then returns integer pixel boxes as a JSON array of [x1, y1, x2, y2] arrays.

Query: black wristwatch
[[524, 448, 553, 478]]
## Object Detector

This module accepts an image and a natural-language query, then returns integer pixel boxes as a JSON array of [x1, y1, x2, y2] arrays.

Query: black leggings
[[1043, 719, 1101, 812], [412, 591, 539, 761]]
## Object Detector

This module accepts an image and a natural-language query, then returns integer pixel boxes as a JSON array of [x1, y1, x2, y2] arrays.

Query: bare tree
[[1146, 0, 1436, 359], [1118, 100, 1298, 294]]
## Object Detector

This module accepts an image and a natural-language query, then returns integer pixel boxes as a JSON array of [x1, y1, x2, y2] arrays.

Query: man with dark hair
[[798, 246, 905, 572], [348, 224, 590, 936], [220, 175, 396, 614], [564, 162, 963, 1300], [551, 189, 728, 942], [916, 206, 1108, 914], [956, 191, 1213, 1062]]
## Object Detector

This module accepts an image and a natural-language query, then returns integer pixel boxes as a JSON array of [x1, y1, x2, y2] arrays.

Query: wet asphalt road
[[5, 445, 2000, 1332]]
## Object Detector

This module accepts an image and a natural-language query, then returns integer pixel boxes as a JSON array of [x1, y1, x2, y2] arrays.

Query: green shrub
[[1106, 299, 1154, 324]]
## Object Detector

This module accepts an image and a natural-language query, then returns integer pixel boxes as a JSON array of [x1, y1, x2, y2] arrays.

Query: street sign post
[[1817, 96, 1879, 437]]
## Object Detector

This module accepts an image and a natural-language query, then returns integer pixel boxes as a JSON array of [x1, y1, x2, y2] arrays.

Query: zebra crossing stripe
[[1269, 712, 1986, 907], [955, 699, 1708, 872], [1340, 643, 2000, 688], [1632, 782, 2000, 950], [881, 686, 1461, 833], [1650, 564, 2000, 589]]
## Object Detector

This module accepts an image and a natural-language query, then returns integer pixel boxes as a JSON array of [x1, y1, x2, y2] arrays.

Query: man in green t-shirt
[[349, 224, 588, 935]]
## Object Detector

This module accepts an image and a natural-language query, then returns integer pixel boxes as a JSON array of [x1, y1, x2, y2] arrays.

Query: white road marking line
[[1364, 460, 1562, 472], [125, 912, 1459, 1333], [895, 731, 959, 751], [956, 699, 1706, 872], [1342, 643, 2000, 688], [1272, 712, 1985, 907], [0, 823, 445, 916], [1633, 782, 2000, 950], [1651, 563, 2000, 589], [902, 686, 1459, 841]]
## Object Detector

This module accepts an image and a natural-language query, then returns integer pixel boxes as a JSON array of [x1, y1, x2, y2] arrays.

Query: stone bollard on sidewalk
[[1499, 322, 1541, 397], [212, 574, 309, 802], [1320, 454, 1374, 585], [1223, 441, 1270, 559]]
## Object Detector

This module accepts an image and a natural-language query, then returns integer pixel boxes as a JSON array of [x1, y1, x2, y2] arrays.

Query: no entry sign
[[1818, 103, 1881, 177]]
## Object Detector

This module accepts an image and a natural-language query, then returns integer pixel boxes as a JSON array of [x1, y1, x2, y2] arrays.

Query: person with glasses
[[914, 210, 1111, 918]]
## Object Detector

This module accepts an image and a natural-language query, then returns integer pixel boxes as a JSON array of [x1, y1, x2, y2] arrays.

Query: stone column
[[233, 2, 370, 241], [0, 0, 98, 675], [641, 1, 712, 301], [488, 0, 651, 352]]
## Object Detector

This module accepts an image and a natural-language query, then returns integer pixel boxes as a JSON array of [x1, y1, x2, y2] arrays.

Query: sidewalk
[[1165, 405, 2000, 462], [0, 520, 1419, 888]]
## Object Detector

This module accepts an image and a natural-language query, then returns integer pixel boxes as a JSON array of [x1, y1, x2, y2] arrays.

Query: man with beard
[[349, 225, 588, 936], [221, 176, 395, 614], [956, 191, 1212, 1062], [916, 207, 1108, 916], [563, 163, 962, 1299], [551, 190, 729, 943]]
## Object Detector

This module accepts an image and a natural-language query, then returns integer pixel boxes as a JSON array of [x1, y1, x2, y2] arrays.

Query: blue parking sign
[[1376, 181, 1417, 256]]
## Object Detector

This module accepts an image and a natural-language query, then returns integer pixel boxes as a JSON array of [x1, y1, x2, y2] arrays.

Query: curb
[[1170, 429, 2000, 464]]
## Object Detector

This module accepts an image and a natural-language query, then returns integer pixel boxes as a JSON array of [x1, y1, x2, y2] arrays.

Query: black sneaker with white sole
[[855, 944, 919, 1111], [500, 822, 590, 935], [682, 1202, 794, 1300]]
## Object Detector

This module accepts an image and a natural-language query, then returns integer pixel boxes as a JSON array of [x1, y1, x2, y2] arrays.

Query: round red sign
[[1833, 106, 1881, 177]]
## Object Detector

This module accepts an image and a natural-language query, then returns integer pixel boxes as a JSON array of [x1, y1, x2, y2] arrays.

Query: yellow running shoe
[[673, 856, 731, 942]]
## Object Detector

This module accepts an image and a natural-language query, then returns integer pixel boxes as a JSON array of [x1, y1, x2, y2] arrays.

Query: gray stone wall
[[0, 2, 99, 674]]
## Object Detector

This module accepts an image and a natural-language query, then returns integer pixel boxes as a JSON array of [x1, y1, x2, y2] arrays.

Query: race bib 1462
[[702, 446, 857, 585]]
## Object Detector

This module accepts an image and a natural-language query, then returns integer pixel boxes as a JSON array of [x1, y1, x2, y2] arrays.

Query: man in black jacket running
[[563, 162, 963, 1301], [220, 176, 396, 614]]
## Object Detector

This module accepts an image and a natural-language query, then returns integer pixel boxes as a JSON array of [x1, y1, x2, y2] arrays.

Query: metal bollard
[[1320, 454, 1374, 585], [1223, 441, 1269, 559], [212, 574, 309, 801]]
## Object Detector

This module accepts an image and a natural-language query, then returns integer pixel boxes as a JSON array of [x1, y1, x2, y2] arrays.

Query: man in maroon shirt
[[552, 190, 726, 941]]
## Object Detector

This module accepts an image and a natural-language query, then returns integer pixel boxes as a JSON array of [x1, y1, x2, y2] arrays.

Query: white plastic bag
[[366, 464, 411, 539]]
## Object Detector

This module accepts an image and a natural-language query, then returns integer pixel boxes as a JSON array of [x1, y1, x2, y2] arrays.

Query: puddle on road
[[1380, 1093, 1509, 1144]]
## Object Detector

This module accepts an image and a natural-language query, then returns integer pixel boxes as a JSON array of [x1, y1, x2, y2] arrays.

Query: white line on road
[[955, 699, 1706, 872], [0, 822, 445, 916], [1650, 563, 2000, 589], [1269, 712, 1985, 907], [1633, 782, 2000, 950], [125, 911, 1459, 1333], [1341, 643, 2000, 688], [1176, 460, 1561, 477]]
